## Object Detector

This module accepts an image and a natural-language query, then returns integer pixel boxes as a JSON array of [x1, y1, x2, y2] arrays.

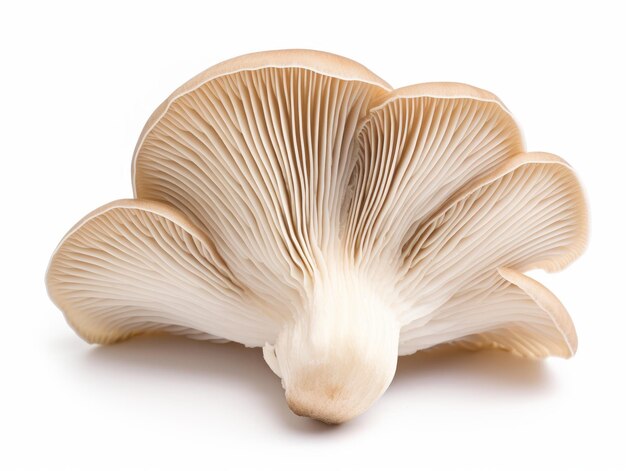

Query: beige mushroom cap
[[132, 49, 392, 187]]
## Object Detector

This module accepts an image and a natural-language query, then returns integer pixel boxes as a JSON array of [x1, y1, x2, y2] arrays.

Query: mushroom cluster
[[46, 50, 588, 424]]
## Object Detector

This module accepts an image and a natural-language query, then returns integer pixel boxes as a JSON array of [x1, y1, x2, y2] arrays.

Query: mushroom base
[[264, 269, 400, 424]]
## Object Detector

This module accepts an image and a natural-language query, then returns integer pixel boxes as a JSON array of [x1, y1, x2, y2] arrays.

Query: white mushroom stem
[[266, 265, 399, 424]]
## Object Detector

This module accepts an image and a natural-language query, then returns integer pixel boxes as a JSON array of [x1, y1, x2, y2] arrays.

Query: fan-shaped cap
[[345, 81, 525, 266], [398, 152, 587, 356], [132, 49, 391, 311], [400, 266, 578, 358], [132, 49, 392, 190], [46, 199, 278, 346]]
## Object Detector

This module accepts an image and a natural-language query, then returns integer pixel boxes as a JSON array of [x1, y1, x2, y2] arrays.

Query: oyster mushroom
[[46, 50, 588, 424]]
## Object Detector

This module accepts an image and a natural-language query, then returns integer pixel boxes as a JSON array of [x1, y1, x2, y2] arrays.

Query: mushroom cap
[[345, 80, 525, 266], [131, 49, 391, 314], [400, 266, 578, 358], [46, 199, 277, 346], [397, 152, 586, 357], [132, 49, 391, 187]]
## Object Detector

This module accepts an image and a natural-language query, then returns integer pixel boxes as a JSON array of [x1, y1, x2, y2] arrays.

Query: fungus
[[46, 50, 587, 424]]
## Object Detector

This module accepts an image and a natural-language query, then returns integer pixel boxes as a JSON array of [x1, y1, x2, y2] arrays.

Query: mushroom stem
[[266, 268, 400, 424]]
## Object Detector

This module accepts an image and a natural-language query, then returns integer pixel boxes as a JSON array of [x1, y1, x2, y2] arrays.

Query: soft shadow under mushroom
[[78, 335, 555, 430], [394, 345, 554, 393], [81, 335, 343, 433]]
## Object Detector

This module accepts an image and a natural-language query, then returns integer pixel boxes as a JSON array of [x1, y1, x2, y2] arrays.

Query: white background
[[1, 1, 624, 469]]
